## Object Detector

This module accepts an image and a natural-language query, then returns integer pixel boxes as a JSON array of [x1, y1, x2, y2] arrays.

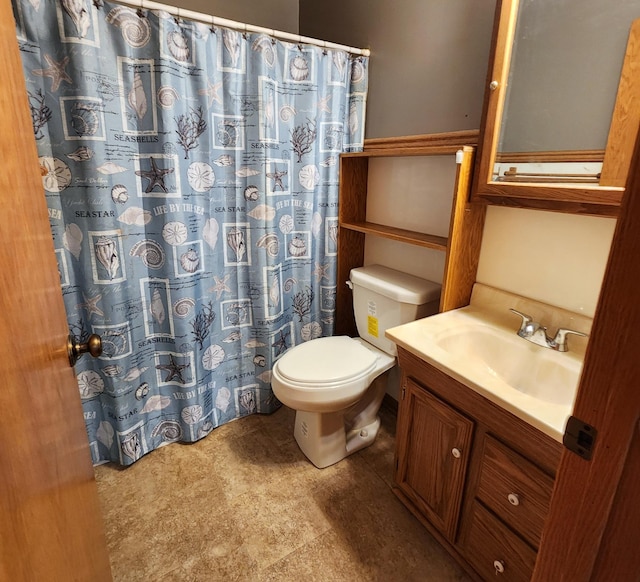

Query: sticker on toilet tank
[[367, 301, 379, 336]]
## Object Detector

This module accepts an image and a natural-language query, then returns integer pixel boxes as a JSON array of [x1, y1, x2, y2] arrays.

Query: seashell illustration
[[102, 365, 122, 377], [167, 30, 190, 62], [257, 370, 272, 383], [162, 221, 188, 246], [94, 237, 120, 280], [180, 248, 200, 273], [118, 206, 152, 227], [279, 104, 296, 122], [40, 157, 71, 192], [320, 156, 337, 168], [288, 235, 308, 257], [203, 218, 219, 251], [223, 331, 241, 343], [130, 239, 165, 268], [251, 35, 275, 67], [269, 274, 280, 308], [141, 395, 172, 414], [63, 223, 83, 259], [111, 184, 129, 204], [332, 51, 347, 79], [197, 421, 215, 438], [311, 212, 322, 237], [223, 29, 240, 67], [135, 382, 150, 400], [243, 185, 259, 201], [213, 154, 234, 167], [253, 354, 266, 367], [157, 86, 179, 109], [77, 370, 104, 399], [70, 102, 99, 136], [127, 72, 148, 120], [239, 390, 256, 414], [27, 0, 41, 9], [187, 162, 215, 192], [245, 339, 266, 348], [149, 288, 166, 324], [215, 386, 231, 412], [123, 366, 149, 381], [264, 93, 274, 128], [61, 0, 91, 38], [151, 420, 182, 442], [236, 167, 259, 178], [96, 421, 114, 448], [349, 102, 359, 136], [202, 344, 225, 371], [66, 146, 94, 162], [328, 222, 338, 245], [301, 321, 323, 342], [247, 204, 276, 221], [278, 214, 294, 234], [97, 162, 127, 175], [106, 6, 151, 48], [351, 59, 365, 84], [290, 54, 309, 81], [173, 297, 195, 318], [181, 405, 203, 425], [256, 233, 279, 257], [299, 164, 320, 191], [283, 277, 297, 292], [121, 433, 141, 462], [226, 228, 246, 262]]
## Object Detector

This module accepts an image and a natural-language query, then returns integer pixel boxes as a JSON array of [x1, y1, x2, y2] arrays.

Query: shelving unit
[[336, 130, 486, 336]]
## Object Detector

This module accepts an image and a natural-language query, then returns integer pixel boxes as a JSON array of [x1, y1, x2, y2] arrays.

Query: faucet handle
[[553, 328, 588, 352], [509, 308, 534, 332]]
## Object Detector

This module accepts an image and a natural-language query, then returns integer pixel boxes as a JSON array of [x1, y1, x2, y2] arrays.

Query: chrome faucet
[[509, 308, 587, 352]]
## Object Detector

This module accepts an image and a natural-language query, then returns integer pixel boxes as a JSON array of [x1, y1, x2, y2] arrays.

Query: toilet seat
[[275, 336, 378, 387]]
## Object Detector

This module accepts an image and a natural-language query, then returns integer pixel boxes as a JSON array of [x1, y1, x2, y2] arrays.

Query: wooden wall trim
[[494, 150, 605, 163], [364, 130, 479, 150]]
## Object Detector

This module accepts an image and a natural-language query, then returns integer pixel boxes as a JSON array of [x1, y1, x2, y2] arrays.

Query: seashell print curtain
[[13, 0, 368, 465]]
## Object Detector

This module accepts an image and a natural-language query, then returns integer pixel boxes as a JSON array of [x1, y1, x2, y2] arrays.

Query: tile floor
[[95, 404, 470, 581]]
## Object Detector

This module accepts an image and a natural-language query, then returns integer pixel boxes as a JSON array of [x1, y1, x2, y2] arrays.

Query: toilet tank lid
[[349, 265, 441, 305]]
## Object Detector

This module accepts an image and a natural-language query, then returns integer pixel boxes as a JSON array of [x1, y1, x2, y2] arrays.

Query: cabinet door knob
[[494, 560, 505, 574], [451, 447, 461, 459], [507, 493, 520, 506]]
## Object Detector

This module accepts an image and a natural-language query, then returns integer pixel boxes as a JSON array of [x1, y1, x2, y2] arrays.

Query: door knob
[[67, 334, 102, 367]]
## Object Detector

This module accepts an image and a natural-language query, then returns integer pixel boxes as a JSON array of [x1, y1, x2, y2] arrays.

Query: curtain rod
[[114, 0, 371, 57]]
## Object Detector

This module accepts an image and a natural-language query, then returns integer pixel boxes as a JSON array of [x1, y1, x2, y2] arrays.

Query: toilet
[[271, 264, 441, 468]]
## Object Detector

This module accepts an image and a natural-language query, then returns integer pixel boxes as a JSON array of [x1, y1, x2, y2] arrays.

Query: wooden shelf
[[340, 221, 448, 251]]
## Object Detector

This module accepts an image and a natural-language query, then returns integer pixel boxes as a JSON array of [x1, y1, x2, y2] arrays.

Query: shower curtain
[[13, 0, 368, 465]]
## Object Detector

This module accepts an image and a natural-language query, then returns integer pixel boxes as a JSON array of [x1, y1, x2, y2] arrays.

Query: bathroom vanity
[[386, 285, 590, 581]]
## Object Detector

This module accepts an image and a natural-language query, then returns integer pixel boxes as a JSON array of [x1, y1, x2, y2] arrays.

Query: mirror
[[472, 0, 640, 215]]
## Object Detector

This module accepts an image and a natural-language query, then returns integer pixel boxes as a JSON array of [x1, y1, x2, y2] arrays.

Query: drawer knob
[[451, 447, 461, 459], [507, 493, 520, 506], [494, 560, 505, 574]]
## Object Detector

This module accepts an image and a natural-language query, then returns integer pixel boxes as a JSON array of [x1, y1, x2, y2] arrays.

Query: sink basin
[[434, 325, 581, 407]]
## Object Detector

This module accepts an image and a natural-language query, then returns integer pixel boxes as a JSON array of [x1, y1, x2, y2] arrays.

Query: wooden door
[[0, 1, 112, 580], [395, 378, 474, 541]]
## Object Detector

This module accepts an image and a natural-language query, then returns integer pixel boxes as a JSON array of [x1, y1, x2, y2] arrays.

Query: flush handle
[[67, 333, 102, 367]]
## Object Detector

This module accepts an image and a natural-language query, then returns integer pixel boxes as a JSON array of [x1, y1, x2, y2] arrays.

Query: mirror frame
[[471, 0, 628, 217]]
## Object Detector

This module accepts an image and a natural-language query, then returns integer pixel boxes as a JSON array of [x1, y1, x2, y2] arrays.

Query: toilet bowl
[[271, 265, 441, 468]]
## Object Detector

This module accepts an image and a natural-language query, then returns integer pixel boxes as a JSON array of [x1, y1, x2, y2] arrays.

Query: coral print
[[14, 0, 367, 466]]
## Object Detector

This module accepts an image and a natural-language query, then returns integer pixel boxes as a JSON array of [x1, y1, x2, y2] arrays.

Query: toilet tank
[[349, 264, 442, 356]]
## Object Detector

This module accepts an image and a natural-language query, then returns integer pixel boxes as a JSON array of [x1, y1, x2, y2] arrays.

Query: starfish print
[[198, 79, 223, 108], [317, 94, 332, 114], [271, 329, 290, 358], [32, 54, 73, 92], [312, 262, 330, 283], [208, 273, 232, 300], [78, 292, 104, 318], [155, 354, 190, 384], [266, 169, 287, 192], [135, 157, 174, 193]]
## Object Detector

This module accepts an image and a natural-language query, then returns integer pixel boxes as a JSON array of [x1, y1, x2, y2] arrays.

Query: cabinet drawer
[[476, 436, 554, 547], [464, 501, 537, 582]]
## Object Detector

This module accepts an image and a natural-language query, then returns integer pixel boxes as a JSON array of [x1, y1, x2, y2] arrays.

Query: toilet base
[[293, 410, 381, 469]]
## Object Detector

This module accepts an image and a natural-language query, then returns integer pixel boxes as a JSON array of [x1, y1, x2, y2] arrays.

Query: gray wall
[[171, 0, 299, 33], [300, 0, 496, 137]]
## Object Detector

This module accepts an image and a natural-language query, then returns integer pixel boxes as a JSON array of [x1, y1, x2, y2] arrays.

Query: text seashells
[[236, 167, 259, 178], [61, 0, 91, 38], [173, 297, 195, 318], [226, 227, 246, 262], [128, 72, 148, 120], [118, 206, 152, 227], [63, 223, 83, 259], [290, 55, 309, 81], [187, 162, 215, 192], [213, 154, 233, 167], [157, 86, 179, 109], [243, 185, 259, 201], [135, 382, 150, 400], [162, 221, 188, 246], [151, 420, 183, 442], [223, 29, 240, 67], [111, 184, 129, 204], [121, 433, 141, 462], [66, 146, 94, 162], [77, 370, 104, 399], [288, 235, 308, 257], [97, 161, 127, 175], [167, 30, 190, 62], [253, 354, 266, 367], [106, 6, 151, 48], [247, 204, 276, 221], [95, 237, 120, 279], [251, 35, 275, 67], [279, 104, 296, 122], [203, 218, 219, 251], [299, 164, 320, 191], [40, 157, 71, 192], [70, 102, 99, 136], [102, 365, 122, 377], [179, 248, 200, 273], [202, 344, 225, 370], [256, 232, 279, 257], [130, 239, 165, 268], [141, 395, 172, 414], [149, 288, 166, 324]]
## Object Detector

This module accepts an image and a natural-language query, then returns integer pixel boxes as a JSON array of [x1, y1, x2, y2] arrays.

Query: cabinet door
[[396, 378, 474, 540]]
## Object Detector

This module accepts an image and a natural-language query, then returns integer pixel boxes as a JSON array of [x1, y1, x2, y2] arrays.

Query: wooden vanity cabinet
[[393, 347, 562, 582]]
